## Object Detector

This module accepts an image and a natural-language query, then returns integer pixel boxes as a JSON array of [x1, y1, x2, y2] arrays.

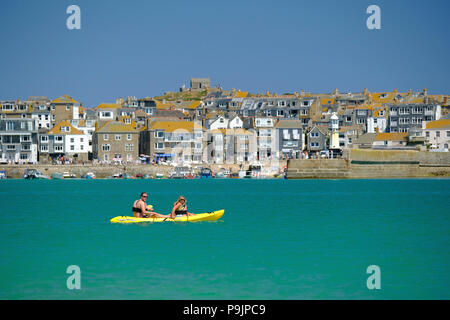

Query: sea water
[[0, 178, 449, 299]]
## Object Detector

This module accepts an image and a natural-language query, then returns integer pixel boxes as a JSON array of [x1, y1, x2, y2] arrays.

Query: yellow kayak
[[110, 209, 225, 223]]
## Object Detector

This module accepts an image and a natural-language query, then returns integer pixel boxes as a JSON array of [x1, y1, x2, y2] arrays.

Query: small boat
[[143, 174, 152, 179], [85, 172, 96, 179], [36, 171, 50, 179], [51, 172, 63, 179], [0, 170, 7, 179], [215, 172, 226, 179], [120, 173, 132, 179], [169, 166, 192, 179], [63, 172, 76, 179], [135, 173, 144, 179], [112, 173, 121, 179], [24, 169, 37, 179], [110, 209, 225, 223], [155, 173, 164, 179], [200, 167, 213, 179]]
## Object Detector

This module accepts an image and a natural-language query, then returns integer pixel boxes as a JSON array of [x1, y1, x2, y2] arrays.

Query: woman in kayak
[[132, 192, 169, 218], [170, 196, 195, 219]]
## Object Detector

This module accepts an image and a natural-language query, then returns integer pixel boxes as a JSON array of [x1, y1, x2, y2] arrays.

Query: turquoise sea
[[0, 178, 449, 299]]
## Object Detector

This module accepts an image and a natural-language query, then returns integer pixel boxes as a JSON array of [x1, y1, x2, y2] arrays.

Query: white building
[[41, 120, 89, 161], [422, 119, 450, 151]]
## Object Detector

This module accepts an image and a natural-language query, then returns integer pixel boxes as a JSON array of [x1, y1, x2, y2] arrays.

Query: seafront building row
[[0, 79, 449, 165]]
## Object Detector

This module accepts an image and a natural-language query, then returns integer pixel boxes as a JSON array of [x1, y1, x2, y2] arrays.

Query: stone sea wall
[[0, 164, 174, 179], [286, 149, 450, 179]]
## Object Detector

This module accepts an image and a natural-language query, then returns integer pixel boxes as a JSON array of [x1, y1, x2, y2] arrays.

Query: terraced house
[[140, 121, 205, 164], [387, 103, 441, 133], [422, 119, 450, 151], [50, 95, 82, 127], [0, 118, 38, 164], [93, 121, 139, 163], [39, 120, 89, 162]]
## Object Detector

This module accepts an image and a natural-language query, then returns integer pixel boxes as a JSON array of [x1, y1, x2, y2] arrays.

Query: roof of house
[[275, 119, 303, 129], [51, 95, 78, 104], [148, 121, 205, 132], [96, 121, 138, 133], [375, 132, 408, 141], [48, 120, 84, 135], [353, 133, 377, 145], [95, 103, 122, 109], [425, 119, 450, 130]]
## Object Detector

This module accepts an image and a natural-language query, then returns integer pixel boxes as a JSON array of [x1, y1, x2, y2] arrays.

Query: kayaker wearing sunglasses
[[132, 192, 169, 218], [170, 196, 195, 219]]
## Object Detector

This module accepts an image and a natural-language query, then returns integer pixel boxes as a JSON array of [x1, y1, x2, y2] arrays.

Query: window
[[6, 121, 15, 130], [55, 145, 63, 151], [104, 154, 109, 161], [446, 131, 450, 137], [70, 138, 75, 143], [80, 138, 84, 142], [61, 126, 71, 132], [127, 134, 132, 140], [20, 154, 28, 160], [40, 145, 48, 152], [7, 145, 16, 150], [154, 143, 164, 149], [154, 131, 164, 138], [426, 131, 430, 138], [70, 145, 75, 151], [104, 134, 109, 141], [277, 110, 284, 117], [436, 131, 440, 137], [55, 136, 63, 143], [66, 105, 71, 111], [21, 135, 31, 142], [125, 144, 134, 151], [52, 115, 56, 121], [115, 134, 121, 141], [80, 145, 84, 150], [102, 144, 110, 151]]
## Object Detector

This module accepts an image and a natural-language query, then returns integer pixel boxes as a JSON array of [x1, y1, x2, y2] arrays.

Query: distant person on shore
[[132, 192, 169, 218], [170, 196, 195, 219]]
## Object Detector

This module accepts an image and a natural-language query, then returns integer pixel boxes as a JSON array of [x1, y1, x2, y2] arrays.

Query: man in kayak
[[170, 196, 196, 219], [132, 192, 169, 218]]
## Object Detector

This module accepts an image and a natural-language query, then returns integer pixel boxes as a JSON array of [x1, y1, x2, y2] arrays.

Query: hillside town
[[1, 78, 449, 169]]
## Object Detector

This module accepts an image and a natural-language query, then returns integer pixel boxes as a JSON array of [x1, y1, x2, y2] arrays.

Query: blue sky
[[0, 0, 449, 107]]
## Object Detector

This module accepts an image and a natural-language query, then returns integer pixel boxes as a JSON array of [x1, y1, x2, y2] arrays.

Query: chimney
[[423, 88, 428, 96]]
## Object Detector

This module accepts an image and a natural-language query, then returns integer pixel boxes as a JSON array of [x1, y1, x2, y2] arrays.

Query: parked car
[[169, 166, 191, 179]]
